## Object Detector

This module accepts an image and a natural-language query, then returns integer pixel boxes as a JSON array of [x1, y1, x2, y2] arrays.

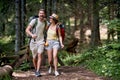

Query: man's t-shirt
[[29, 18, 45, 43]]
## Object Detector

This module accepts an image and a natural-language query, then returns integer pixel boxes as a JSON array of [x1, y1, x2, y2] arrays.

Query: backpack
[[56, 23, 65, 42], [28, 15, 39, 22]]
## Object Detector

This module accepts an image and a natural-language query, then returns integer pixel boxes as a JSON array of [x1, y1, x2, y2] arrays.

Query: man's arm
[[26, 25, 37, 39]]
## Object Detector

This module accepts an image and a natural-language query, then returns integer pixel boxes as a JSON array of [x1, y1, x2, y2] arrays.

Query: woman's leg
[[53, 48, 58, 71], [53, 48, 60, 76], [47, 49, 53, 67]]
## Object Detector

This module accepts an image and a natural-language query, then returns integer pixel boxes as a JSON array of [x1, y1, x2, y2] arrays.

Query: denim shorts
[[45, 40, 60, 50]]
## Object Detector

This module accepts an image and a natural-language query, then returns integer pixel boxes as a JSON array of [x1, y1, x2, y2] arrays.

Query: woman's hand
[[61, 44, 64, 48], [44, 41, 49, 46]]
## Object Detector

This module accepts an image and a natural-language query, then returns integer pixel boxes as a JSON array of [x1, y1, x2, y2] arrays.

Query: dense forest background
[[0, 0, 120, 52], [0, 0, 120, 79]]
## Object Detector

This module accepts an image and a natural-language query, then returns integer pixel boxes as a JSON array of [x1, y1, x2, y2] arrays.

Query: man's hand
[[32, 34, 37, 39]]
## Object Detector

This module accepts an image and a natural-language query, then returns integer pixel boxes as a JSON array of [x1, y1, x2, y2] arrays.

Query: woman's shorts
[[45, 40, 60, 50]]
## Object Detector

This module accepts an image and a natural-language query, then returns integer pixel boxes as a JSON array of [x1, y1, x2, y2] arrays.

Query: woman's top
[[47, 27, 58, 40]]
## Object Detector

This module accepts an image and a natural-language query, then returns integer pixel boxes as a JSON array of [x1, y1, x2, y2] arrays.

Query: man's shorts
[[30, 41, 44, 58], [45, 40, 60, 50]]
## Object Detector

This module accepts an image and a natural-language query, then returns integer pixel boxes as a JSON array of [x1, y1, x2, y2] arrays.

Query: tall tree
[[116, 0, 120, 41], [21, 0, 26, 46], [87, 0, 93, 29], [90, 0, 101, 47], [15, 0, 21, 53], [52, 0, 57, 13]]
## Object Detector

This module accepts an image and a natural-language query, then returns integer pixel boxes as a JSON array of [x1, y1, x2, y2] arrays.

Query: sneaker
[[35, 71, 41, 77], [48, 67, 52, 74], [54, 71, 60, 76]]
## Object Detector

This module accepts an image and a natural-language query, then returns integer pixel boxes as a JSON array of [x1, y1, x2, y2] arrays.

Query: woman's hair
[[53, 18, 58, 24]]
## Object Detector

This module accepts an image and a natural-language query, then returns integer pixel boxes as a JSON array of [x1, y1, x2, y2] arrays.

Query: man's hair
[[39, 9, 45, 13]]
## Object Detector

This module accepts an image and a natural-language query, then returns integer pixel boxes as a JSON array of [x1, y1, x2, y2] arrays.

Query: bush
[[62, 42, 120, 80]]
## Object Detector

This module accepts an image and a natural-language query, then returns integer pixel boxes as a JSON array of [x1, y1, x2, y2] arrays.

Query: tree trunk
[[117, 0, 120, 42], [0, 65, 13, 77], [21, 0, 26, 46], [15, 0, 21, 53], [52, 0, 57, 13], [79, 10, 85, 44], [90, 0, 101, 47], [87, 0, 92, 29], [66, 38, 79, 53]]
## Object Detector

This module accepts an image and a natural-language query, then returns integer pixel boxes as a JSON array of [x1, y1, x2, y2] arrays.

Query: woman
[[45, 13, 64, 76]]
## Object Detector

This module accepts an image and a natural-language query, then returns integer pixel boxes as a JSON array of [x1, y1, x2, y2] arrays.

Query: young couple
[[26, 9, 64, 77]]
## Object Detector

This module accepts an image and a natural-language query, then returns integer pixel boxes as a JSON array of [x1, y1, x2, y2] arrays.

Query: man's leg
[[35, 44, 44, 77], [31, 49, 37, 70], [34, 53, 42, 77], [33, 58, 37, 70], [36, 53, 42, 72]]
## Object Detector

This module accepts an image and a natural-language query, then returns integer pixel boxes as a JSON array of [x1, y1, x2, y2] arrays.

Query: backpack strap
[[29, 18, 38, 42], [43, 20, 47, 42], [33, 18, 38, 33], [44, 23, 51, 42], [56, 23, 61, 38]]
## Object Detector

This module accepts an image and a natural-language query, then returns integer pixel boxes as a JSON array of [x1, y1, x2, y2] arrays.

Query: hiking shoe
[[35, 71, 41, 77], [54, 71, 60, 76], [48, 67, 52, 74]]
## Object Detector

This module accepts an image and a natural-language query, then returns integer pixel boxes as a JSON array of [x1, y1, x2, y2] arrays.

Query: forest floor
[[12, 66, 110, 80]]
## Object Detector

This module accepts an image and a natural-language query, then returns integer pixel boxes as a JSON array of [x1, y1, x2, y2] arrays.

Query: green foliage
[[58, 50, 69, 59], [99, 6, 109, 20], [0, 36, 14, 56], [0, 74, 12, 80], [62, 42, 120, 79], [108, 19, 120, 31], [85, 43, 120, 78], [102, 19, 120, 31], [63, 51, 92, 66], [16, 60, 31, 71]]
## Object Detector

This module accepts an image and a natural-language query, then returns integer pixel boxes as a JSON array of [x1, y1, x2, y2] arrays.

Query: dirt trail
[[12, 25, 111, 80], [12, 66, 109, 80]]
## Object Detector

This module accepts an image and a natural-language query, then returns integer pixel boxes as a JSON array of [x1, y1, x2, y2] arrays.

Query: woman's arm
[[58, 27, 64, 48]]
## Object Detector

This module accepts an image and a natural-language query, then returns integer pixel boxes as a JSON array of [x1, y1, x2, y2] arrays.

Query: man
[[26, 9, 46, 77]]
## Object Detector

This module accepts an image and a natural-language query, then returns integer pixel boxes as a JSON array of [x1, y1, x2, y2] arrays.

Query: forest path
[[12, 66, 109, 80], [12, 25, 111, 80]]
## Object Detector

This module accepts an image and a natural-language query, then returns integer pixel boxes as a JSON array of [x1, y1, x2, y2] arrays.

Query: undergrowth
[[0, 74, 12, 80], [61, 42, 120, 80]]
